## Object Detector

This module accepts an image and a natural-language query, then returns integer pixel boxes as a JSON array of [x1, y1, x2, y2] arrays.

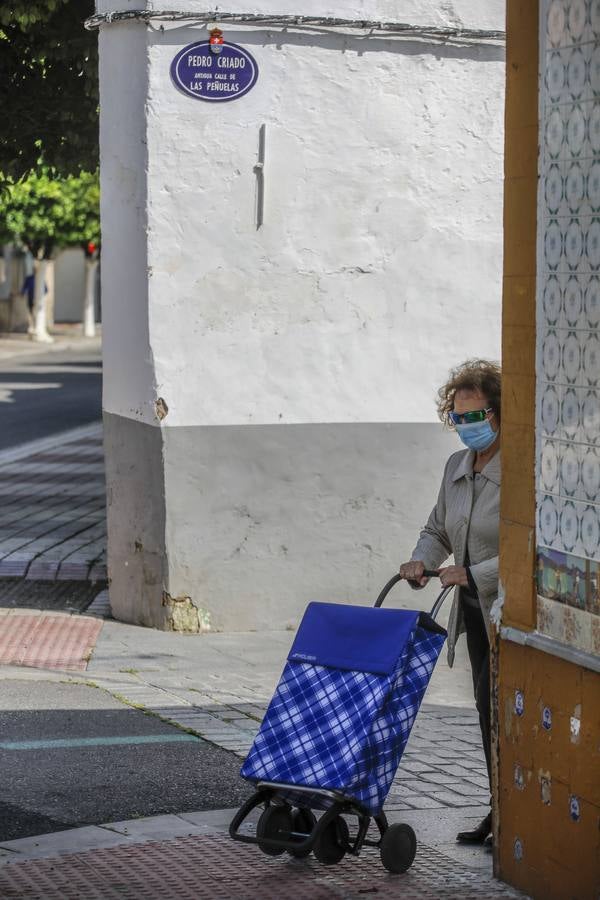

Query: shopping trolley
[[229, 571, 452, 873]]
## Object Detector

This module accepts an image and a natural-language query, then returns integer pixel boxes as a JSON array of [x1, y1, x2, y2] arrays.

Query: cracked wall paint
[[490, 577, 505, 628], [155, 398, 168, 421], [162, 592, 211, 633], [570, 706, 581, 744], [539, 771, 551, 805]]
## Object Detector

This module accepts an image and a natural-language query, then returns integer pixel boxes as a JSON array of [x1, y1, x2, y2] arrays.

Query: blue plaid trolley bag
[[229, 573, 452, 873]]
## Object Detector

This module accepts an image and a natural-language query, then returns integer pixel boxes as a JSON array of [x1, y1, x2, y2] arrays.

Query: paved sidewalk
[[0, 611, 524, 894], [84, 618, 491, 814], [0, 617, 495, 863], [0, 327, 101, 363], [0, 810, 524, 900], [0, 423, 106, 589], [0, 614, 491, 821]]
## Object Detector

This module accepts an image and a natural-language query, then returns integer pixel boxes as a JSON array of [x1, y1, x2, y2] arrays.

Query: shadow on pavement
[[0, 579, 105, 613]]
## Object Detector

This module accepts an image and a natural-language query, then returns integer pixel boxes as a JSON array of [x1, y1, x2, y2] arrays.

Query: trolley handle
[[374, 571, 453, 621]]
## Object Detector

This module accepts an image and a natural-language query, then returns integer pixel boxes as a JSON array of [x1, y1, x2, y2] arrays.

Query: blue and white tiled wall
[[537, 0, 600, 655]]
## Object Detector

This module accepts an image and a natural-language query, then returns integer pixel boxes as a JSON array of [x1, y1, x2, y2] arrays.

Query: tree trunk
[[83, 258, 98, 337], [32, 258, 53, 343]]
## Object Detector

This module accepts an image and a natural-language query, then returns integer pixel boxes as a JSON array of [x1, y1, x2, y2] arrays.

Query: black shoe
[[456, 812, 492, 844]]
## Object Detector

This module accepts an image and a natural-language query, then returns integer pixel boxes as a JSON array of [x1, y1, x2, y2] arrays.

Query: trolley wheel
[[313, 815, 349, 866], [256, 805, 293, 856], [288, 808, 317, 858], [380, 823, 417, 873]]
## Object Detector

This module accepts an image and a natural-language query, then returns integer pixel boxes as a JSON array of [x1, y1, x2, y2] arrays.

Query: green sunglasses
[[449, 407, 492, 426]]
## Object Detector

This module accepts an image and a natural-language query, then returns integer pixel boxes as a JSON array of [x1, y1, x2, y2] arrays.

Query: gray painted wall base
[[104, 412, 459, 631], [104, 413, 168, 629]]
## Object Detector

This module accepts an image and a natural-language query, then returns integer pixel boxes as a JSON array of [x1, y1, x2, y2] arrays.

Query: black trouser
[[462, 600, 492, 798]]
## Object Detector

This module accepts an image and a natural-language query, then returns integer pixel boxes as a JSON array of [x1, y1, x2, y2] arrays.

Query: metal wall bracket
[[254, 124, 266, 229]]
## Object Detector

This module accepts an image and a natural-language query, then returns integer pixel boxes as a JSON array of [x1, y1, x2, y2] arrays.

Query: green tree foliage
[[0, 1, 98, 180], [56, 171, 100, 251], [0, 169, 100, 257]]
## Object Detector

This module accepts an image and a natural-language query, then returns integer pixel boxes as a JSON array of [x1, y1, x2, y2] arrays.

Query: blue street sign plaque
[[170, 40, 259, 102]]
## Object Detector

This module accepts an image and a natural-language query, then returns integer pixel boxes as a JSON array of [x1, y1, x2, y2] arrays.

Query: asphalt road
[[0, 681, 250, 842], [0, 345, 102, 451]]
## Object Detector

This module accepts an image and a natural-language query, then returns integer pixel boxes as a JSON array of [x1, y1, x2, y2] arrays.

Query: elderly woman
[[399, 359, 501, 845]]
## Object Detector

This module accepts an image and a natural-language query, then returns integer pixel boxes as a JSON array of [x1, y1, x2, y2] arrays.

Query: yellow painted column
[[498, 3, 600, 896], [499, 0, 538, 633]]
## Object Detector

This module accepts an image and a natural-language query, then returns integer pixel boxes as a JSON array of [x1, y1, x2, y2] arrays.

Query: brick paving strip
[[0, 829, 522, 899], [0, 612, 103, 671], [0, 423, 107, 586]]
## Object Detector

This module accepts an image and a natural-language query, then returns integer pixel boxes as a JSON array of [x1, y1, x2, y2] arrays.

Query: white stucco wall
[[98, 1, 506, 630], [99, 21, 155, 422], [101, 2, 505, 427], [103, 3, 503, 426], [152, 40, 503, 427]]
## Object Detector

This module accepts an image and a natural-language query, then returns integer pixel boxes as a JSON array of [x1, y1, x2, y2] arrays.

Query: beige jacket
[[410, 448, 500, 666]]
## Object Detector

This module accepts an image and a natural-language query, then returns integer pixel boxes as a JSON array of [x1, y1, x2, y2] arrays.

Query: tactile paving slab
[[0, 832, 522, 899], [0, 613, 102, 670]]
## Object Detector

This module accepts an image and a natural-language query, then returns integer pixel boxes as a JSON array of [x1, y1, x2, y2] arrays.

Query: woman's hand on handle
[[399, 560, 429, 588], [438, 565, 469, 588]]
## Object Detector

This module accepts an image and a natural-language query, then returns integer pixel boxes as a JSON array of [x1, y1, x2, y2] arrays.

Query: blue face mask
[[455, 419, 497, 452]]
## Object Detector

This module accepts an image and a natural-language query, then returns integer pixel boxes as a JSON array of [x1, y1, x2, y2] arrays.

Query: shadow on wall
[[154, 24, 506, 63]]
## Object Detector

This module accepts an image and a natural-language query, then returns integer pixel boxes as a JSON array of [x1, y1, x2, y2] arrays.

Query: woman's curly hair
[[437, 359, 502, 428]]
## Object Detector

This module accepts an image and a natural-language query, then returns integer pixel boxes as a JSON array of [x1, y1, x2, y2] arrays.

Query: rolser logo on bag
[[291, 652, 317, 662]]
